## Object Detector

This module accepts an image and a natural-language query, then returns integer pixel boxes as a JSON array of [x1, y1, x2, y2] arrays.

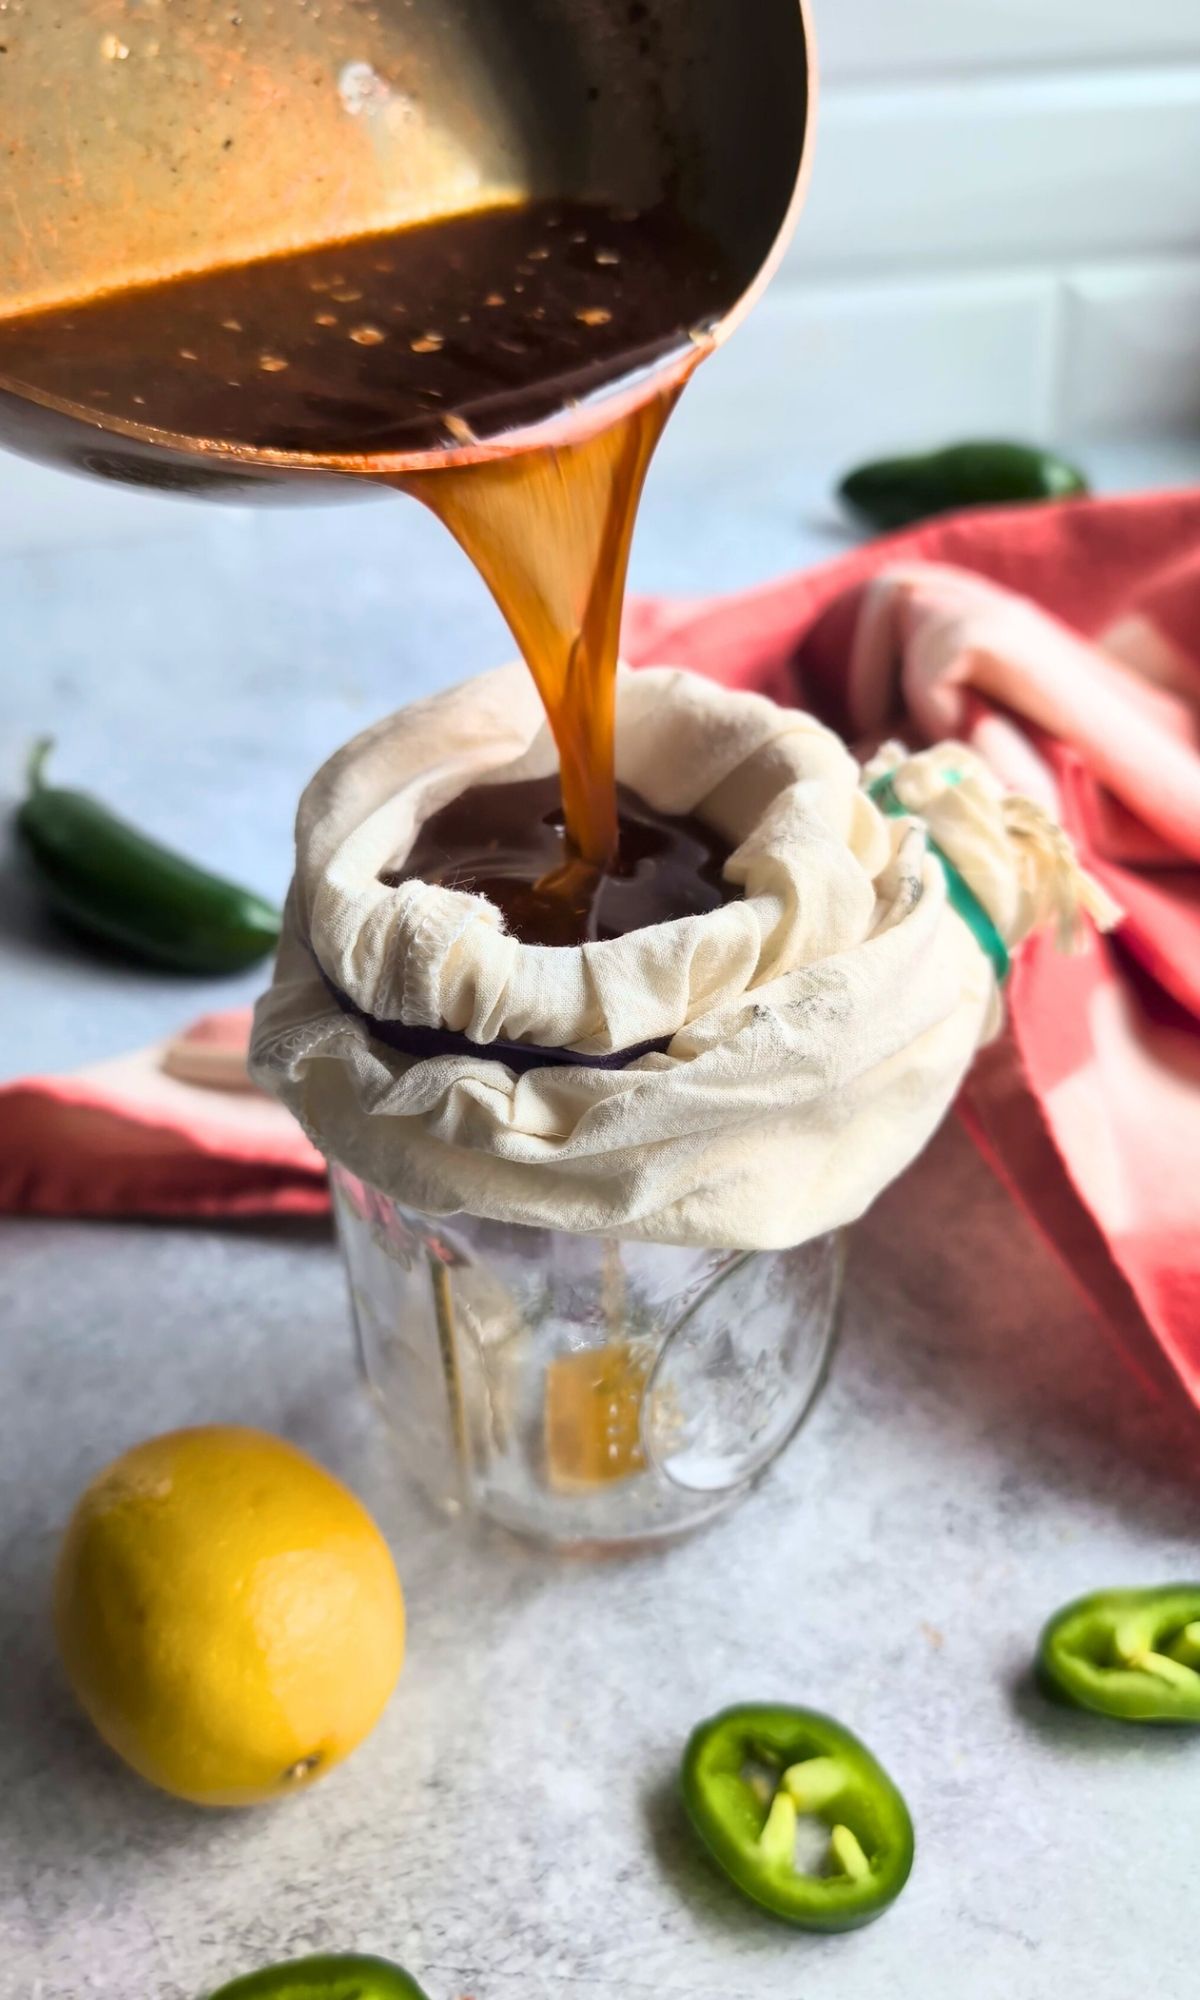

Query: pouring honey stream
[[0, 196, 741, 939]]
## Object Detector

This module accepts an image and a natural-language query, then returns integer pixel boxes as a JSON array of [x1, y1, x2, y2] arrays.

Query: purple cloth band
[[316, 960, 671, 1075]]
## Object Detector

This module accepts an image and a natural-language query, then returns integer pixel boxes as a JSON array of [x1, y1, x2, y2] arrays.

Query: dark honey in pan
[[0, 196, 737, 881]]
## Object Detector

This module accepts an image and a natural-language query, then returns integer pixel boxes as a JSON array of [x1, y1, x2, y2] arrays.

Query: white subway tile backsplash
[[815, 0, 1200, 81], [662, 272, 1058, 469], [789, 68, 1200, 276], [1058, 259, 1200, 435]]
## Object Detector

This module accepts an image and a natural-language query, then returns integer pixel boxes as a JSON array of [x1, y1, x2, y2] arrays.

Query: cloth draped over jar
[[251, 663, 1113, 1248]]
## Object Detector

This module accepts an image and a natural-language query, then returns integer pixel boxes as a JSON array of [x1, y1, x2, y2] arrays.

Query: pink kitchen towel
[[626, 488, 1200, 1405], [0, 1010, 327, 1218]]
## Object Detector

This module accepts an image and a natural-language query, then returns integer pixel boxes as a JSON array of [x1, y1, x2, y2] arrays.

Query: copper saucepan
[[0, 0, 814, 498]]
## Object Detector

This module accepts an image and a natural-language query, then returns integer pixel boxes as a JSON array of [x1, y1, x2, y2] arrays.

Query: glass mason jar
[[331, 1164, 843, 1552]]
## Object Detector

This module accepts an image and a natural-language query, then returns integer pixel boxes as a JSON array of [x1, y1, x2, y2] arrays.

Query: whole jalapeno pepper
[[16, 739, 281, 974], [1037, 1585, 1200, 1723], [838, 439, 1089, 533], [208, 1954, 430, 2000], [681, 1704, 914, 1931]]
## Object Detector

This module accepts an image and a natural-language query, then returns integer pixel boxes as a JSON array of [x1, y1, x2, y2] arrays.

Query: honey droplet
[[410, 333, 444, 353], [350, 324, 386, 345], [575, 307, 612, 328], [258, 353, 289, 372]]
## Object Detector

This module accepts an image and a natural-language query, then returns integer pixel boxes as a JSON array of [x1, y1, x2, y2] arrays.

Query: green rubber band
[[869, 772, 1011, 985]]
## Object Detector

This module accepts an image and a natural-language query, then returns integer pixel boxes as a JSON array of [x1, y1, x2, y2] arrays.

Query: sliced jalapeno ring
[[207, 1953, 431, 2000], [681, 1704, 914, 1932], [1037, 1585, 1200, 1724]]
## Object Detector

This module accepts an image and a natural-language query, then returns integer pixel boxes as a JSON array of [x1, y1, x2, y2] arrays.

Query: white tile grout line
[[817, 59, 1200, 105], [1045, 271, 1074, 442]]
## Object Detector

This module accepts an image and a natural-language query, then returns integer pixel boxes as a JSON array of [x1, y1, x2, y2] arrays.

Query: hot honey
[[0, 196, 735, 883], [393, 774, 737, 948]]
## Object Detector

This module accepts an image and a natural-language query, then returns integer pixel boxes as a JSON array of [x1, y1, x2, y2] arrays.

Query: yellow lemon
[[54, 1425, 405, 1807]]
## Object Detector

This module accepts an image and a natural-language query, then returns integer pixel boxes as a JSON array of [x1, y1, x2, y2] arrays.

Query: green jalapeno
[[208, 1954, 430, 2000], [838, 440, 1089, 533], [681, 1704, 914, 1931], [1037, 1585, 1200, 1724], [16, 739, 281, 974]]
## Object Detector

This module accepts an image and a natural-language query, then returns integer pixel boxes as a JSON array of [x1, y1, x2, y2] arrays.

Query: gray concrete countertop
[[1, 427, 1198, 2000]]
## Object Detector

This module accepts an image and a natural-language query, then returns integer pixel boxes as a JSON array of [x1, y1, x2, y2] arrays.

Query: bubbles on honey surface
[[0, 194, 730, 473], [100, 33, 130, 60]]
